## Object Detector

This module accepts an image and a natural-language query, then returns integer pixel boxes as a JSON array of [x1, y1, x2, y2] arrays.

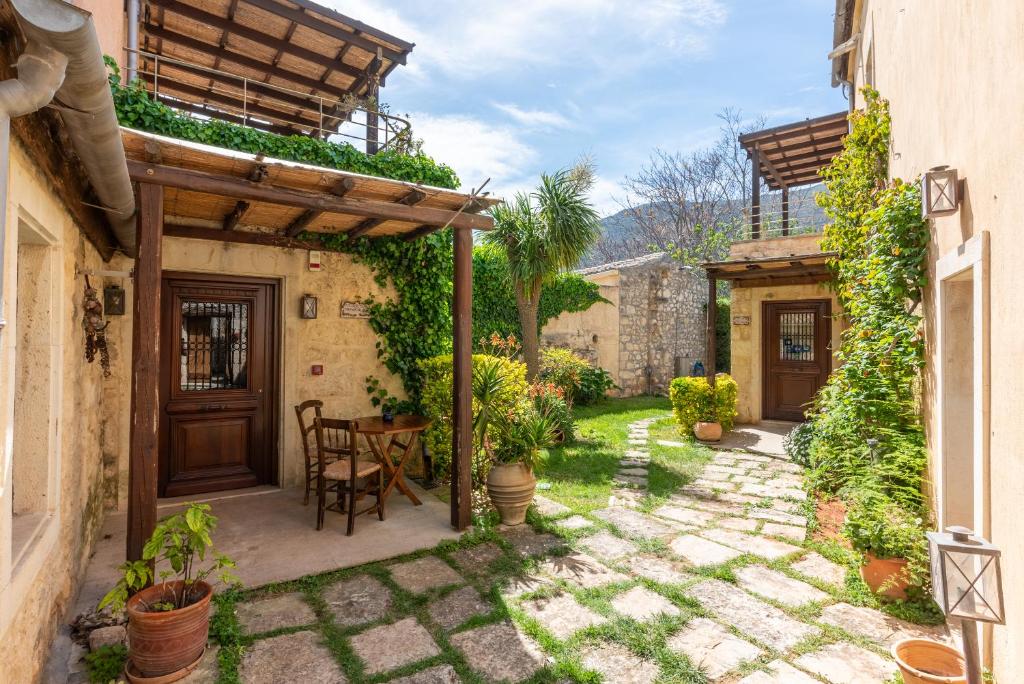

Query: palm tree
[[484, 162, 602, 378]]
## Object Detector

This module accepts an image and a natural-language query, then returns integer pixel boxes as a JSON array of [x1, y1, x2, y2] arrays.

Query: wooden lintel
[[284, 177, 357, 237], [166, 224, 323, 250], [345, 188, 428, 238], [402, 224, 437, 242], [733, 273, 832, 289], [126, 160, 494, 231]]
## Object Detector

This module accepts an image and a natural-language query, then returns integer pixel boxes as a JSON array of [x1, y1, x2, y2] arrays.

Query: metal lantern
[[300, 294, 318, 320], [928, 526, 1004, 624], [921, 166, 960, 217], [103, 284, 126, 316]]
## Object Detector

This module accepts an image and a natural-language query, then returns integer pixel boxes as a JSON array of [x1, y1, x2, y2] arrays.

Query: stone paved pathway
[[204, 412, 957, 683]]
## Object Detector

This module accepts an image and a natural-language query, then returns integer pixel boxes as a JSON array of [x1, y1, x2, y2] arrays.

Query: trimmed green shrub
[[576, 365, 615, 405], [669, 373, 739, 434], [419, 354, 528, 481], [784, 421, 816, 468], [538, 347, 615, 406]]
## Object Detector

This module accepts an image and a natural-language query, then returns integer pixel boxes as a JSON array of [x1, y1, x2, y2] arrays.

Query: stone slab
[[795, 642, 898, 684], [622, 555, 693, 585], [501, 526, 567, 557], [734, 566, 830, 607], [181, 645, 220, 683], [580, 643, 659, 684], [386, 664, 461, 683], [532, 494, 571, 517], [669, 494, 742, 515], [610, 586, 680, 621], [761, 522, 807, 543], [701, 528, 802, 560], [717, 516, 758, 532], [624, 450, 650, 460], [608, 489, 645, 508], [687, 579, 820, 651], [539, 552, 629, 588], [240, 631, 346, 683], [614, 474, 648, 487], [819, 603, 955, 646], [554, 514, 594, 530], [750, 509, 806, 527], [652, 505, 715, 526], [499, 574, 552, 599], [88, 625, 125, 651], [350, 617, 441, 675], [736, 661, 819, 684], [450, 622, 546, 683], [236, 592, 317, 635], [579, 530, 638, 560], [427, 586, 491, 630], [791, 552, 846, 586], [323, 574, 393, 628], [740, 483, 806, 500], [670, 535, 743, 566], [520, 593, 607, 639], [618, 467, 650, 477], [656, 439, 689, 448], [694, 479, 738, 491], [450, 542, 504, 575], [698, 470, 732, 481], [591, 507, 676, 541], [388, 556, 464, 594], [666, 617, 760, 681]]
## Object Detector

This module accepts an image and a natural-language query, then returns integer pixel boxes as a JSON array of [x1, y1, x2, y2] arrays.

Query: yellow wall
[[541, 271, 621, 388], [847, 2, 1023, 675], [729, 282, 842, 424]]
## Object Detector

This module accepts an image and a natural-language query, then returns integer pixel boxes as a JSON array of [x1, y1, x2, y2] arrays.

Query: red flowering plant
[[529, 381, 574, 443], [478, 332, 522, 360]]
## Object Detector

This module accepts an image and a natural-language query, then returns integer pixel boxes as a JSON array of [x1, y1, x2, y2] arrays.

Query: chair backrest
[[295, 399, 323, 459], [312, 416, 359, 466]]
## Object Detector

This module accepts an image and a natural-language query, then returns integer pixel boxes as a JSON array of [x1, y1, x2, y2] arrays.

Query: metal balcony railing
[[121, 48, 412, 154], [735, 194, 828, 241]]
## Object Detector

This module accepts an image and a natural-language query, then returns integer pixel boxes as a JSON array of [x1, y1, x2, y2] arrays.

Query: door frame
[[158, 271, 281, 496], [761, 299, 831, 421]]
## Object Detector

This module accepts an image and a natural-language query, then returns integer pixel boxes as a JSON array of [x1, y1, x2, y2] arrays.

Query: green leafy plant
[[99, 504, 238, 614], [575, 365, 616, 405], [490, 403, 559, 470], [84, 644, 128, 683], [844, 489, 930, 589], [529, 382, 575, 442], [538, 347, 615, 406], [669, 373, 739, 433], [784, 422, 816, 468]]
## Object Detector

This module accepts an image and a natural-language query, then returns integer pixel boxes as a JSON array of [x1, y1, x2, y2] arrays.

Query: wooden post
[[127, 183, 163, 561], [366, 81, 380, 155], [781, 186, 790, 236], [750, 149, 761, 240], [451, 227, 473, 530], [706, 276, 717, 388]]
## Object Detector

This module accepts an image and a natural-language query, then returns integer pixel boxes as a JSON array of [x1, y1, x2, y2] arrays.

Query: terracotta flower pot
[[693, 421, 723, 442], [486, 462, 537, 526], [891, 638, 966, 684], [860, 552, 912, 599], [126, 580, 212, 678]]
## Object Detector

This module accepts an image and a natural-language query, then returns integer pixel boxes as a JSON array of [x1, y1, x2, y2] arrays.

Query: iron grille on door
[[179, 301, 249, 391], [778, 311, 815, 362]]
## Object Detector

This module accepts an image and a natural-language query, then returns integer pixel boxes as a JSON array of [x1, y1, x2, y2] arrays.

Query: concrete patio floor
[[708, 420, 796, 457]]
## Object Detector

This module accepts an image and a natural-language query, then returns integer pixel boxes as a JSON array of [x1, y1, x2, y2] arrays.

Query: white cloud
[[409, 112, 538, 196], [588, 175, 631, 218], [492, 102, 573, 130]]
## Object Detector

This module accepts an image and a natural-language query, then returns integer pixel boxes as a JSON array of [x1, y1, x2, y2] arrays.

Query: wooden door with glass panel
[[762, 300, 831, 422], [159, 273, 278, 497]]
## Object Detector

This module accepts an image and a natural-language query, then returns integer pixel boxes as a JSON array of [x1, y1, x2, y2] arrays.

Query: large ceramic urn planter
[[693, 421, 723, 442], [487, 462, 537, 526], [860, 552, 911, 599], [126, 580, 212, 679], [891, 638, 966, 684]]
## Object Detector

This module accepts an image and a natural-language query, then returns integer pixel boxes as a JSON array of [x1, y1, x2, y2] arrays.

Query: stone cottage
[[542, 252, 706, 396]]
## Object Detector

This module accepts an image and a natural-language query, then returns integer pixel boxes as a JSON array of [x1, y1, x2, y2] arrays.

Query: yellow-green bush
[[669, 373, 739, 434], [419, 354, 528, 481]]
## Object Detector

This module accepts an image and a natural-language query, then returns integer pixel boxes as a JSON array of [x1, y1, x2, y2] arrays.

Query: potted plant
[[669, 374, 738, 442], [844, 491, 927, 599], [891, 638, 967, 684], [485, 404, 558, 525], [99, 503, 238, 681]]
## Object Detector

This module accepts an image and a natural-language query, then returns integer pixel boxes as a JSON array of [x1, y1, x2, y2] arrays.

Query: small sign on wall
[[733, 315, 751, 326], [341, 300, 370, 318]]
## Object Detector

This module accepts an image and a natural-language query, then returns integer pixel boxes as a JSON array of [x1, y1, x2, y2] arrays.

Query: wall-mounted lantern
[[103, 284, 126, 315], [300, 294, 318, 320], [921, 166, 960, 217], [927, 526, 1004, 684]]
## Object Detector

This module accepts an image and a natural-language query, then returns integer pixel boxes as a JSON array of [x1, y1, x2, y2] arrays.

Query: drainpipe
[[126, 0, 139, 82], [0, 40, 68, 341]]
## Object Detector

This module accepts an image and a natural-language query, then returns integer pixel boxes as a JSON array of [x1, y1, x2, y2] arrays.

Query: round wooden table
[[354, 415, 431, 506]]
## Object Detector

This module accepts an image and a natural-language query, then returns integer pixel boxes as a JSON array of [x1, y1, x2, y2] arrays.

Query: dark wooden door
[[763, 300, 831, 422], [159, 273, 278, 497]]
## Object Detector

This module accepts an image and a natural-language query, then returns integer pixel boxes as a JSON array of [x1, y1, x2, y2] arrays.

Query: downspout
[[126, 0, 139, 82], [0, 40, 68, 339]]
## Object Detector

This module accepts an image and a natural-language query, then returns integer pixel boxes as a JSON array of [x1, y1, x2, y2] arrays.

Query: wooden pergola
[[738, 111, 848, 238], [124, 128, 498, 560], [136, 0, 414, 146]]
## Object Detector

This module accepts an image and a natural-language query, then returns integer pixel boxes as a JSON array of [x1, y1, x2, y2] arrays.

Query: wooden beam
[[402, 224, 438, 242], [149, 0, 366, 80], [346, 188, 427, 238], [150, 94, 297, 136], [284, 177, 356, 237], [706, 276, 717, 387], [755, 144, 787, 189], [127, 183, 163, 562], [221, 165, 267, 229], [165, 223, 323, 249], [750, 147, 761, 239], [152, 59, 325, 114], [717, 264, 831, 281], [451, 227, 473, 530], [242, 0, 407, 64], [733, 273, 832, 288], [127, 161, 494, 230], [288, 0, 415, 51]]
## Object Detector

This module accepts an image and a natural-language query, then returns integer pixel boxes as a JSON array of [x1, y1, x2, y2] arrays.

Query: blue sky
[[328, 0, 847, 216]]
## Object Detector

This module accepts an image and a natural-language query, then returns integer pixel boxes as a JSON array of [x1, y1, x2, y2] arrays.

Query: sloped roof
[[575, 251, 673, 276]]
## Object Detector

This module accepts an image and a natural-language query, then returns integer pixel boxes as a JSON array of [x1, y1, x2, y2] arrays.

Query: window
[[179, 300, 249, 391], [778, 311, 815, 362]]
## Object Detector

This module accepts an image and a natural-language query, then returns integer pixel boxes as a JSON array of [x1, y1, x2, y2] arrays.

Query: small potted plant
[[485, 405, 558, 525], [844, 491, 927, 599], [99, 503, 238, 681]]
